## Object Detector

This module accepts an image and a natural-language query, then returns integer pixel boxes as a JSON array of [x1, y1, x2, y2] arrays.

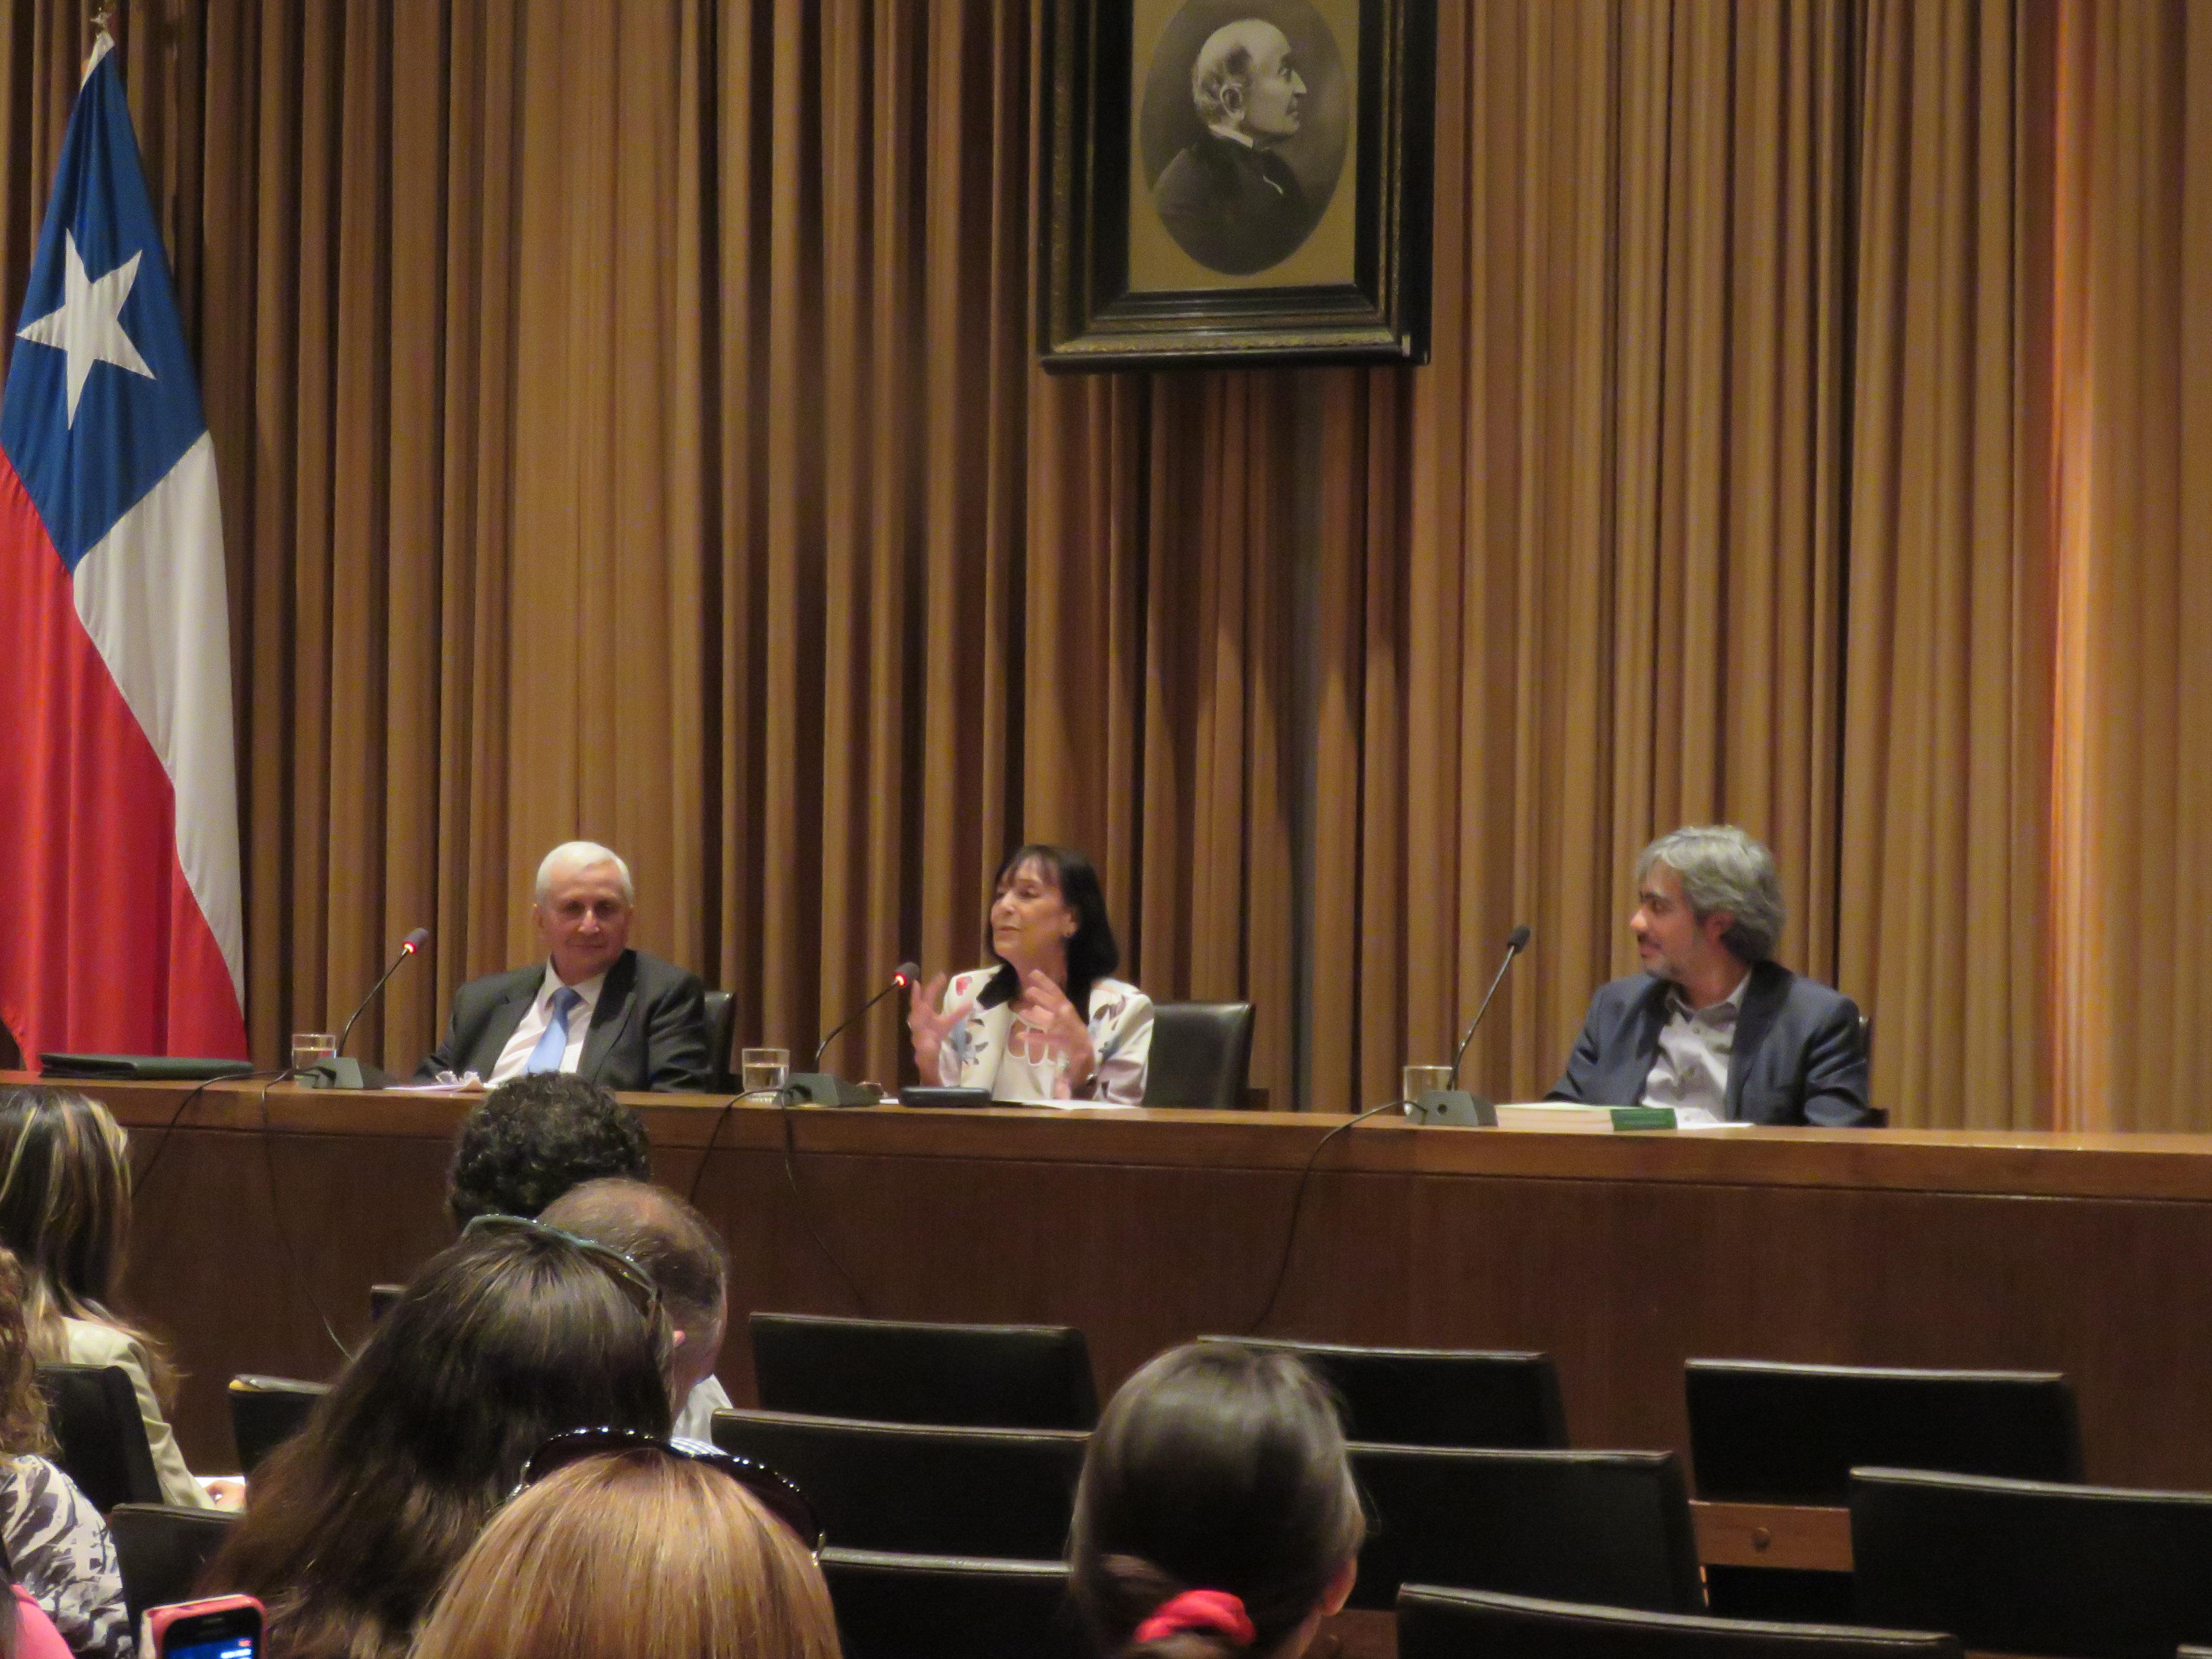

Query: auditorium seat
[[1396, 1585, 1963, 1659], [1851, 1466, 2212, 1658], [711, 1408, 1085, 1559], [819, 1547, 1084, 1659], [108, 1503, 237, 1624], [749, 1311, 1099, 1429], [36, 1363, 162, 1511], [1144, 1002, 1255, 1109], [1207, 1335, 1567, 1448], [1347, 1444, 1703, 1614], [368, 1282, 405, 1322], [703, 989, 737, 1093], [228, 1374, 329, 1475]]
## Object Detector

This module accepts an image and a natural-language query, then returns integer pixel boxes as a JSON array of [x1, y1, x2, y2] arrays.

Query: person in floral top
[[907, 844, 1154, 1105]]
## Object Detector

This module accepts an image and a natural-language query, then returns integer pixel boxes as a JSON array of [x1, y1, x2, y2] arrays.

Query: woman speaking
[[907, 844, 1154, 1105]]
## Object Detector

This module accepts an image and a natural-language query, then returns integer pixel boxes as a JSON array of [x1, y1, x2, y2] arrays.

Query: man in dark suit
[[1154, 18, 1316, 276], [1549, 826, 1872, 1126], [417, 841, 712, 1093]]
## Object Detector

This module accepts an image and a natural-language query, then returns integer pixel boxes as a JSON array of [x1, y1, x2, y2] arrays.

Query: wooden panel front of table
[[46, 1076, 2212, 1538]]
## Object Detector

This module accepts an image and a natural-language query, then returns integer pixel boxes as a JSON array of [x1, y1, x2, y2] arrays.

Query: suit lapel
[[1628, 978, 1672, 1098], [1727, 961, 1789, 1118], [579, 950, 638, 1082], [470, 972, 539, 1075]]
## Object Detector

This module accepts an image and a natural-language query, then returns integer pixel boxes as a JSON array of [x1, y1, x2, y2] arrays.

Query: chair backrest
[[1348, 1444, 1703, 1614], [1210, 1335, 1567, 1448], [750, 1311, 1099, 1430], [712, 1409, 1087, 1559], [819, 1547, 1084, 1659], [227, 1373, 330, 1476], [1851, 1466, 2212, 1659], [1397, 1585, 1963, 1659], [703, 988, 738, 1092], [1686, 1359, 2080, 1503], [35, 1363, 162, 1510], [1144, 1002, 1255, 1109], [108, 1503, 238, 1625], [368, 1282, 406, 1322]]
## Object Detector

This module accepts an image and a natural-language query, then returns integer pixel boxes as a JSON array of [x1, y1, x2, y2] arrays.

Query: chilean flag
[[0, 32, 248, 1065]]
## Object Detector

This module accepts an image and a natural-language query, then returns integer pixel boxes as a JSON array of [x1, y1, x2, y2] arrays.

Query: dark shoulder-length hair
[[1070, 1342, 1366, 1659], [982, 843, 1122, 1013], [201, 1225, 673, 1659]]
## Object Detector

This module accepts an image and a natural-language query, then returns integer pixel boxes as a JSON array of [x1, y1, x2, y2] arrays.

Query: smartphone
[[142, 1595, 263, 1659]]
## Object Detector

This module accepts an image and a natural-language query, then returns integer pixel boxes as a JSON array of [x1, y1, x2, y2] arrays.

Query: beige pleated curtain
[[2, 0, 2207, 1128]]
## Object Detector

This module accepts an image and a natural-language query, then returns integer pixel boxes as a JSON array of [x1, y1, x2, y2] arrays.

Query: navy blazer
[[1547, 959, 1872, 1127], [415, 947, 712, 1093]]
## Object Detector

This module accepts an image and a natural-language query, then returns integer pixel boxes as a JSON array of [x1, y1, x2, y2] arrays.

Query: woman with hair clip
[[907, 843, 1154, 1104], [201, 1218, 674, 1659], [1070, 1343, 1366, 1659], [0, 1086, 218, 1511], [409, 1433, 838, 1659], [0, 1245, 127, 1659]]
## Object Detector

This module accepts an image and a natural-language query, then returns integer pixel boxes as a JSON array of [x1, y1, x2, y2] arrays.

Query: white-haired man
[[1153, 17, 1315, 275], [416, 841, 711, 1092], [1549, 825, 1873, 1126]]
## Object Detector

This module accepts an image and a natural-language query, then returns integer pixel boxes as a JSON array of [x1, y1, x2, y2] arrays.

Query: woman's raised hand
[[1019, 970, 1097, 1094], [907, 972, 963, 1082]]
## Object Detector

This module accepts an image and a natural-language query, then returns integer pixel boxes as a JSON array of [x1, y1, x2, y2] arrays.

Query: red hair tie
[[1135, 1590, 1257, 1648]]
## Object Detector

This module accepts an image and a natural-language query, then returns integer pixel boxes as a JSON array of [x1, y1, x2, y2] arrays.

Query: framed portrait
[[1038, 0, 1434, 371]]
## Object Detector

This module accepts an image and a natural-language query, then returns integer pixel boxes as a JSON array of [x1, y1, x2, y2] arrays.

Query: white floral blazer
[[935, 967, 1154, 1105]]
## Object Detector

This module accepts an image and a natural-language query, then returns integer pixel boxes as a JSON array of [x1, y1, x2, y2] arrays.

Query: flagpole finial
[[91, 3, 113, 34]]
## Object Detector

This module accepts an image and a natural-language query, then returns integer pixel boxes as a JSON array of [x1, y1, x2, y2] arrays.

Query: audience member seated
[[200, 1219, 674, 1659], [540, 1179, 732, 1439], [444, 1075, 650, 1230], [416, 841, 712, 1092], [907, 844, 1154, 1105], [1070, 1342, 1365, 1659], [9, 1590, 75, 1659], [0, 1086, 220, 1511], [407, 1432, 836, 1659], [0, 1245, 130, 1659]]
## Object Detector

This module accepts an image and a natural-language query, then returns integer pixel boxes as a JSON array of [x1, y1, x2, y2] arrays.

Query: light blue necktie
[[525, 987, 583, 1075]]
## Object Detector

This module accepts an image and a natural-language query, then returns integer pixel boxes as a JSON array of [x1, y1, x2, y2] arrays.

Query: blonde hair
[[409, 1451, 841, 1659]]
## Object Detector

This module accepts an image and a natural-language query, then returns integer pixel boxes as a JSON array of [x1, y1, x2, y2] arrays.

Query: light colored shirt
[[672, 1374, 733, 1442], [934, 969, 1154, 1106], [488, 964, 608, 1084], [1639, 972, 1751, 1124]]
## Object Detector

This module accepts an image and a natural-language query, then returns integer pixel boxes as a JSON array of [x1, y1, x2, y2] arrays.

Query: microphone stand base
[[298, 1058, 396, 1091], [1407, 1089, 1497, 1128]]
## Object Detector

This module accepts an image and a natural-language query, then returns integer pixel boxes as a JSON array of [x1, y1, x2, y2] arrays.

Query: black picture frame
[[1038, 0, 1434, 372]]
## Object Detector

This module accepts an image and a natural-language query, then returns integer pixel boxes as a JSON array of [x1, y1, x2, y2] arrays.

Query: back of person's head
[[1071, 1343, 1365, 1659], [445, 1075, 649, 1229], [408, 1448, 839, 1659], [0, 1087, 133, 1330], [539, 1179, 727, 1380], [0, 1248, 50, 1461], [204, 1221, 674, 1659]]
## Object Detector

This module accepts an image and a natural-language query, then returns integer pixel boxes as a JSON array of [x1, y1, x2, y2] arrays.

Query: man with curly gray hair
[[1548, 825, 1872, 1126]]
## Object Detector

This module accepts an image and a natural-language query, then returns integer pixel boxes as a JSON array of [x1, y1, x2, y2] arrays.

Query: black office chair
[[1207, 1336, 1567, 1448], [1144, 1002, 1255, 1109], [36, 1363, 162, 1511], [820, 1548, 1085, 1659], [703, 989, 738, 1093], [368, 1282, 406, 1322], [108, 1503, 237, 1625], [712, 1409, 1086, 1559], [750, 1311, 1099, 1430], [1347, 1445, 1703, 1613], [1397, 1585, 1963, 1659], [1851, 1466, 2212, 1659], [228, 1374, 329, 1475]]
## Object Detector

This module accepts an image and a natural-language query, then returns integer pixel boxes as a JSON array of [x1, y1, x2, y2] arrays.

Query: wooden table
[[46, 1076, 2212, 1521]]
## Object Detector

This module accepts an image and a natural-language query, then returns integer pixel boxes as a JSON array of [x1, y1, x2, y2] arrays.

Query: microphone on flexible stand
[[302, 927, 431, 1090], [782, 961, 922, 1107], [1408, 924, 1532, 1127]]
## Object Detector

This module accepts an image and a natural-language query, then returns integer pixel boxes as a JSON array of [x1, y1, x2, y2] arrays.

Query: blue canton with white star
[[1, 41, 206, 573]]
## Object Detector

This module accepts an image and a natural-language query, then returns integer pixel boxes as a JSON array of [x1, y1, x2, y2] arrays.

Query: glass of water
[[741, 1047, 790, 1097], [1402, 1064, 1454, 1103], [291, 1033, 338, 1072]]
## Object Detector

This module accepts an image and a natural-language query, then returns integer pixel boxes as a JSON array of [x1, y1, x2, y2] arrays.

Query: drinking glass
[[291, 1033, 338, 1072], [741, 1047, 790, 1096], [1402, 1064, 1454, 1103]]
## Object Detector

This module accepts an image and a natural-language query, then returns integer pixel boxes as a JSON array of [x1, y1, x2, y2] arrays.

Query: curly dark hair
[[445, 1076, 650, 1231], [0, 1245, 52, 1457]]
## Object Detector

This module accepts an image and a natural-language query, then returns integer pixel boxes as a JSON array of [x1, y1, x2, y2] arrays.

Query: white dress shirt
[[1639, 971, 1751, 1125], [486, 964, 609, 1084]]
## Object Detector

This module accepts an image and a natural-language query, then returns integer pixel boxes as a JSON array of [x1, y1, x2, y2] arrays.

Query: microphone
[[1410, 924, 1532, 1128], [784, 962, 921, 1106], [303, 927, 430, 1091]]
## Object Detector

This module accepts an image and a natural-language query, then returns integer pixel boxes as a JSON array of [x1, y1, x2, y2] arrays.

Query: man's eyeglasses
[[517, 1426, 823, 1554], [460, 1212, 663, 1327]]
